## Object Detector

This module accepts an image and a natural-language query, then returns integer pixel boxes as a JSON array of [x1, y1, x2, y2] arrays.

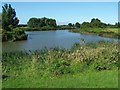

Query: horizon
[[1, 2, 118, 25]]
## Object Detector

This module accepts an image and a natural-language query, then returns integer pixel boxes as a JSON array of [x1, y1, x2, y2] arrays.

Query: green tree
[[81, 22, 91, 28], [68, 23, 73, 27], [2, 4, 19, 31], [118, 22, 120, 28], [90, 18, 101, 28], [75, 22, 80, 28], [0, 13, 2, 28], [27, 18, 38, 28], [27, 17, 57, 29], [115, 22, 120, 28]]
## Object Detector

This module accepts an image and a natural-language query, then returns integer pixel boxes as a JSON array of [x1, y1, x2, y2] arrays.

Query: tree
[[90, 18, 101, 28], [68, 23, 73, 27], [27, 17, 57, 29], [81, 22, 91, 28], [2, 4, 19, 31], [90, 18, 107, 28], [118, 22, 120, 28], [0, 13, 1, 28], [75, 22, 80, 28], [114, 22, 120, 28], [27, 18, 38, 28]]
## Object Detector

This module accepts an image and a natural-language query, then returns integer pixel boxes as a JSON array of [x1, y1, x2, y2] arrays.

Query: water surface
[[2, 30, 119, 52]]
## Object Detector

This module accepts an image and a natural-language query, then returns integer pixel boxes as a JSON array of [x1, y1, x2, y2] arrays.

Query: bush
[[2, 27, 27, 41], [2, 42, 118, 78]]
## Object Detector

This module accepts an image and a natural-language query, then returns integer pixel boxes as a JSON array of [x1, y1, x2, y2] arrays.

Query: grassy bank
[[70, 28, 120, 39], [3, 70, 118, 88], [19, 26, 75, 31], [2, 41, 119, 88]]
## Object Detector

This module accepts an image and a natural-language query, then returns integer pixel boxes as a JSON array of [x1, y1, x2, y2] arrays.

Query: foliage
[[75, 22, 80, 28], [2, 27, 27, 41], [2, 41, 118, 88], [80, 18, 107, 29], [2, 4, 27, 41], [18, 24, 28, 27], [0, 13, 1, 29], [68, 23, 74, 27], [2, 4, 19, 31], [57, 25, 75, 30], [90, 18, 107, 28], [81, 22, 91, 28], [27, 17, 57, 29], [2, 41, 118, 76]]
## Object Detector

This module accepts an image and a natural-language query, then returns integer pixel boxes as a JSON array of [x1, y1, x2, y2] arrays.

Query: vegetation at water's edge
[[70, 28, 120, 38], [2, 4, 27, 41], [0, 13, 1, 29], [19, 17, 120, 39], [2, 41, 119, 88], [69, 18, 120, 39], [1, 4, 120, 41]]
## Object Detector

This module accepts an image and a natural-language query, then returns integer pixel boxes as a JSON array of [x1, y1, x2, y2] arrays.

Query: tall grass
[[2, 41, 119, 88], [70, 28, 120, 39]]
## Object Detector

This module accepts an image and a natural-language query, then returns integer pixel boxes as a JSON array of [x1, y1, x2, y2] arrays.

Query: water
[[2, 30, 119, 52]]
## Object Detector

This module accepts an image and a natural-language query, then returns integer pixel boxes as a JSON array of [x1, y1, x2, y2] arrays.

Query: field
[[2, 41, 119, 88], [70, 28, 119, 39], [3, 70, 118, 88]]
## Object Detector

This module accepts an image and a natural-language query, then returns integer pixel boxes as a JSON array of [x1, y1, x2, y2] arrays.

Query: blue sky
[[2, 2, 118, 25]]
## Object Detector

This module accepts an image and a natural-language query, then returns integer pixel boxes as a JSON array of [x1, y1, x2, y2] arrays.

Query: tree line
[[27, 17, 57, 29], [0, 13, 1, 29], [68, 18, 119, 29], [1, 3, 120, 41], [2, 3, 120, 32]]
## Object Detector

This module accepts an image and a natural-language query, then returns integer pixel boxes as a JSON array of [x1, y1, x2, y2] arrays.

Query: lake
[[2, 30, 119, 52]]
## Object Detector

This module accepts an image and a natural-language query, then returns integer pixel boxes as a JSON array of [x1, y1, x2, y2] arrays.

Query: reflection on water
[[2, 30, 119, 52]]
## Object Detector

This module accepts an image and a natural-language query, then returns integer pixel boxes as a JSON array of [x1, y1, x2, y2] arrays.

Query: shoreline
[[2, 41, 118, 88], [2, 27, 120, 42], [69, 28, 120, 39]]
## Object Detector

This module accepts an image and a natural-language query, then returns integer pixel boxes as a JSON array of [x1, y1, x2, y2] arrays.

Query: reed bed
[[2, 41, 119, 77]]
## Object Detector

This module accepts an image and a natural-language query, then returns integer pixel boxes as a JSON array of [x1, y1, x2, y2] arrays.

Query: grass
[[103, 28, 118, 33], [2, 41, 119, 88], [70, 27, 120, 39], [3, 70, 118, 88]]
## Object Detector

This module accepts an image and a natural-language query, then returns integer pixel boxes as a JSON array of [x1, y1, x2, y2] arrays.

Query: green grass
[[2, 70, 118, 88], [70, 28, 119, 38], [2, 41, 119, 88]]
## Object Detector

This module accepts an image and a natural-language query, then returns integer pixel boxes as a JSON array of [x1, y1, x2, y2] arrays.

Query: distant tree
[[49, 19, 57, 27], [27, 18, 38, 28], [81, 22, 91, 28], [90, 18, 107, 28], [0, 13, 1, 28], [114, 22, 120, 28], [118, 22, 120, 28], [27, 17, 57, 28], [68, 23, 73, 27], [90, 18, 101, 28], [2, 4, 19, 31], [101, 23, 107, 28], [0, 13, 1, 22], [75, 22, 80, 28]]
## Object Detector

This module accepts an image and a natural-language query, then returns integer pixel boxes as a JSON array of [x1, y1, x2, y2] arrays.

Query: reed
[[2, 41, 119, 88]]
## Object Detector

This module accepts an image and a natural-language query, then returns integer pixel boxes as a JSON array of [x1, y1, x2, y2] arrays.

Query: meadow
[[70, 28, 119, 39], [2, 41, 119, 88]]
